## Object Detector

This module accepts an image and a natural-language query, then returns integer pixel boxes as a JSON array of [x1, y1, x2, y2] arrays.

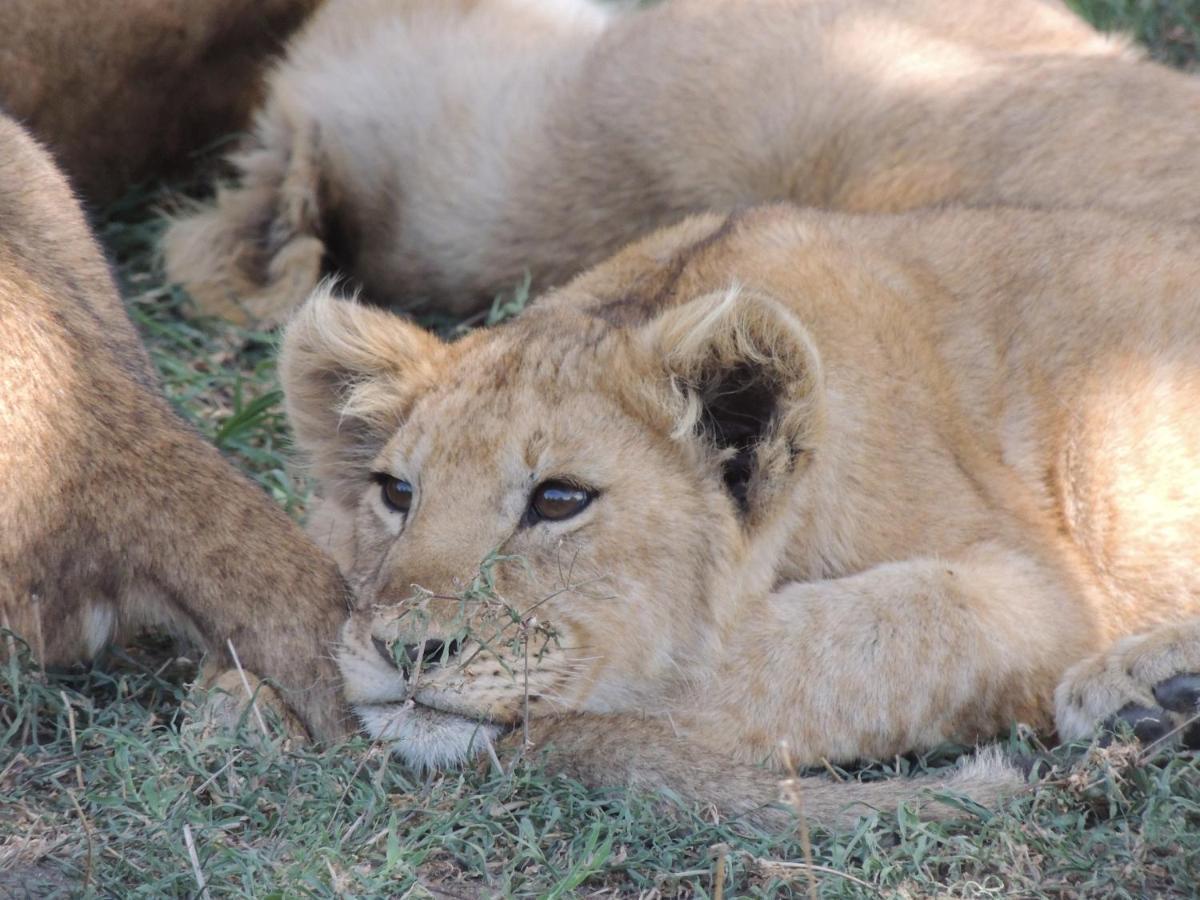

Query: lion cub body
[[282, 206, 1200, 818], [0, 115, 349, 740], [166, 0, 1200, 324], [0, 0, 323, 203]]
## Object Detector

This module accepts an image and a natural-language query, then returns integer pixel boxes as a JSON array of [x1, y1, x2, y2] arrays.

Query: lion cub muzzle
[[338, 614, 505, 770]]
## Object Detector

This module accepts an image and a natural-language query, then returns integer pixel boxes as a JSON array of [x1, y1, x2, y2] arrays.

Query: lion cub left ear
[[279, 286, 447, 506], [637, 287, 825, 523]]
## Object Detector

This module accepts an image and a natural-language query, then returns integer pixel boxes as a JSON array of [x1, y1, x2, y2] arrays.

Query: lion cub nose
[[373, 636, 461, 675]]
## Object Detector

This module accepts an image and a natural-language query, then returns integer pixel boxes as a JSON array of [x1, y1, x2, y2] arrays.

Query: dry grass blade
[[1138, 708, 1200, 760], [748, 856, 884, 894], [778, 740, 819, 900], [59, 691, 83, 790], [65, 790, 94, 894], [183, 823, 213, 900], [709, 843, 728, 900], [226, 638, 270, 739]]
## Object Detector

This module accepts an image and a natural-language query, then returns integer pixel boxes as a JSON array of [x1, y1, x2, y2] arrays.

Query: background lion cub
[[0, 114, 349, 741], [0, 0, 323, 204], [167, 0, 1200, 325], [280, 205, 1200, 814]]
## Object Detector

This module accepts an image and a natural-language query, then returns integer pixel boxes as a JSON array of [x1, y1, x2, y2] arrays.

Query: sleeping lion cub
[[167, 0, 1200, 325], [280, 205, 1200, 823]]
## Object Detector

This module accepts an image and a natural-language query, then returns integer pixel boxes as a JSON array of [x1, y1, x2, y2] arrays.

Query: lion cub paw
[[185, 662, 308, 746], [186, 271, 316, 331], [1055, 620, 1200, 748]]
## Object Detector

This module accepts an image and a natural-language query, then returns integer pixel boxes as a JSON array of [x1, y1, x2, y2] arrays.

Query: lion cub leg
[[1055, 617, 1200, 747], [706, 540, 1102, 765], [0, 113, 350, 742], [163, 107, 325, 328]]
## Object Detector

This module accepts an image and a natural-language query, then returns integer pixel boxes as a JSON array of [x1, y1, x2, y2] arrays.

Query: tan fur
[[165, 0, 1200, 326], [0, 114, 351, 741], [280, 205, 1200, 824], [0, 0, 323, 204]]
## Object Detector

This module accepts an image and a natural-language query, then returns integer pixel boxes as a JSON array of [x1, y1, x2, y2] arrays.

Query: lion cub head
[[280, 214, 826, 769]]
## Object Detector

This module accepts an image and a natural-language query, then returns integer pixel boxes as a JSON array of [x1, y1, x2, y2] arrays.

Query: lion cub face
[[280, 218, 824, 768]]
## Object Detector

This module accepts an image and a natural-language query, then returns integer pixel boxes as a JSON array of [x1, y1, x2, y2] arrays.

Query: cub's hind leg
[[1055, 617, 1200, 747]]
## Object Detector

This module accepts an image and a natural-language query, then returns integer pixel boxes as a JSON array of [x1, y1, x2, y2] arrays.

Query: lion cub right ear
[[279, 287, 447, 506], [633, 285, 826, 529]]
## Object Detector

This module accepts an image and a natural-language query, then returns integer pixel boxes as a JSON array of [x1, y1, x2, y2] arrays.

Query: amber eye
[[529, 480, 594, 522], [377, 476, 413, 514]]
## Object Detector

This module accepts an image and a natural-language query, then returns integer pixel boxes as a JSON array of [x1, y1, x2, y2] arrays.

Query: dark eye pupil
[[532, 481, 591, 521], [382, 477, 413, 513]]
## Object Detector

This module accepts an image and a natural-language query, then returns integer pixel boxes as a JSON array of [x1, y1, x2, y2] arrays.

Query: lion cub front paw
[[1054, 621, 1200, 748], [186, 662, 308, 746]]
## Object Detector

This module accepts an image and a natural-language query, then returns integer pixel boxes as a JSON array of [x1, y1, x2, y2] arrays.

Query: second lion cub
[[282, 206, 1200, 816], [167, 0, 1200, 325]]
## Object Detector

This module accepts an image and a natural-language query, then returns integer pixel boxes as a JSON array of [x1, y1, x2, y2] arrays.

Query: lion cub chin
[[280, 205, 1200, 825], [331, 606, 503, 769], [357, 704, 502, 772]]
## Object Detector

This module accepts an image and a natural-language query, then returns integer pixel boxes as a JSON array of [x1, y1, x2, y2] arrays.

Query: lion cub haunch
[[281, 205, 1200, 820], [0, 0, 324, 204], [166, 0, 1200, 325], [0, 114, 349, 741]]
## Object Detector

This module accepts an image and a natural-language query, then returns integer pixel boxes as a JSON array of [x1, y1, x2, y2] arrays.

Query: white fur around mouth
[[355, 701, 503, 771]]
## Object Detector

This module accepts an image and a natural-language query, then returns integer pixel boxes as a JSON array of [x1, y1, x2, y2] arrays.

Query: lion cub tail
[[793, 746, 1026, 831], [666, 743, 1027, 832], [530, 716, 1026, 831], [162, 97, 326, 329]]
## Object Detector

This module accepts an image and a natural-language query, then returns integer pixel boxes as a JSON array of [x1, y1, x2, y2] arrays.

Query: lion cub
[[167, 0, 1200, 325], [280, 205, 1200, 820], [0, 0, 324, 204], [0, 114, 348, 741]]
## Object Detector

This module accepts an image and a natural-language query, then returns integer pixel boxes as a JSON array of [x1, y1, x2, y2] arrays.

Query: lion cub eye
[[375, 475, 413, 514], [528, 480, 594, 522]]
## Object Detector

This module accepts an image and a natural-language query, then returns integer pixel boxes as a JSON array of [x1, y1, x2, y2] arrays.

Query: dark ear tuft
[[638, 288, 824, 524], [693, 362, 780, 512]]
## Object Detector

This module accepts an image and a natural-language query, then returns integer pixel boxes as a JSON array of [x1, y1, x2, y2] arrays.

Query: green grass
[[1070, 0, 1199, 68], [96, 200, 308, 514], [4, 653, 1200, 897], [3, 4, 1200, 896]]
